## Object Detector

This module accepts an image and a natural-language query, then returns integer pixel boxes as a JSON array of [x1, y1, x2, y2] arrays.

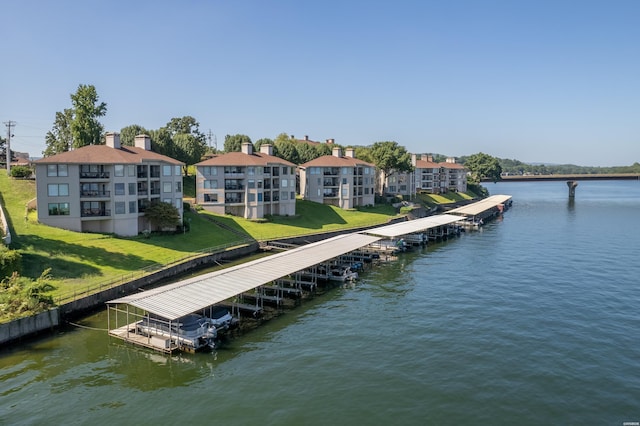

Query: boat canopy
[[107, 233, 381, 320], [359, 214, 461, 238]]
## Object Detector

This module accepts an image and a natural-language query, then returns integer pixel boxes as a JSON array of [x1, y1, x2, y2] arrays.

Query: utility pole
[[3, 120, 16, 175]]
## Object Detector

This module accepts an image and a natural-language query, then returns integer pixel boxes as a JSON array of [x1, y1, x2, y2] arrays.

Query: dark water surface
[[2, 180, 639, 425]]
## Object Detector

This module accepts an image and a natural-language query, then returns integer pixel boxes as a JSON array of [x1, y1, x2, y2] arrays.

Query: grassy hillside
[[0, 172, 397, 297]]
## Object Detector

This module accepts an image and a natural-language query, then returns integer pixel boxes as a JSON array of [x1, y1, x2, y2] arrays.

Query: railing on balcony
[[81, 209, 111, 217], [225, 196, 244, 204], [80, 171, 110, 179], [150, 189, 161, 195], [225, 185, 244, 190], [80, 190, 110, 197], [323, 168, 339, 176]]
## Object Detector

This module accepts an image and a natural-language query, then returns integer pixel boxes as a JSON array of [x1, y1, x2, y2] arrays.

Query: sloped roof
[[300, 154, 375, 168], [195, 152, 295, 167], [107, 233, 381, 320], [448, 195, 513, 216], [34, 145, 183, 165], [415, 159, 441, 169]]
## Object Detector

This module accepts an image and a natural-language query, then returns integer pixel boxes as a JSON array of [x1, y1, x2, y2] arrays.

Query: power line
[[3, 120, 17, 174]]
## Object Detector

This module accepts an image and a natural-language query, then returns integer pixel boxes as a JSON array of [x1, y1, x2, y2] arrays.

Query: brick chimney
[[134, 134, 151, 151], [105, 132, 121, 149], [326, 138, 335, 144], [332, 146, 342, 157], [411, 154, 417, 166], [345, 148, 355, 158]]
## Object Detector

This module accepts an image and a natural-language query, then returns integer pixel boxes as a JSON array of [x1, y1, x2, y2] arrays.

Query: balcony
[[80, 190, 110, 198], [323, 168, 340, 176], [81, 209, 111, 217], [80, 171, 110, 179], [225, 185, 244, 191]]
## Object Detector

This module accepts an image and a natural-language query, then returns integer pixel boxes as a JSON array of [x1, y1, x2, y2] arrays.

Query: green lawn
[[0, 172, 398, 297], [201, 199, 397, 241]]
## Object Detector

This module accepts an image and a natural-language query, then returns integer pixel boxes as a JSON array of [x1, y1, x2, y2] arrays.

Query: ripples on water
[[1, 180, 639, 425]]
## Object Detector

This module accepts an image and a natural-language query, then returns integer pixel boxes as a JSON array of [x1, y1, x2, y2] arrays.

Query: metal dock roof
[[360, 214, 462, 238], [447, 195, 512, 217], [107, 233, 381, 320]]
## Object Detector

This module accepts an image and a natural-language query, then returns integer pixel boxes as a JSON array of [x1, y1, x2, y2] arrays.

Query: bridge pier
[[567, 180, 578, 198]]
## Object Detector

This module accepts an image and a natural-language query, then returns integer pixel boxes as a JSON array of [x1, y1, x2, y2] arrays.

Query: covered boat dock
[[447, 195, 513, 228], [107, 233, 381, 353]]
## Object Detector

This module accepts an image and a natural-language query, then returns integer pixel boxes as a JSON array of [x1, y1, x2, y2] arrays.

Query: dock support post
[[567, 181, 578, 198]]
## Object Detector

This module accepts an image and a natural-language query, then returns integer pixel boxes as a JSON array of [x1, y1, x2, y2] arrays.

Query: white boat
[[136, 313, 218, 352], [328, 266, 358, 282]]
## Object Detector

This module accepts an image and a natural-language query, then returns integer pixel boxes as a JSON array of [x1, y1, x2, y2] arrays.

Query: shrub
[[10, 166, 33, 179]]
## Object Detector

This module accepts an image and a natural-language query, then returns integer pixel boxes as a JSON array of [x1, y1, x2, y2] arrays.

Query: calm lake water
[[2, 180, 639, 425]]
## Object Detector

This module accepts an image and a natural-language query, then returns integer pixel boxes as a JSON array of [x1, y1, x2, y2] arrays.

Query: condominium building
[[194, 143, 296, 218], [299, 147, 376, 209], [34, 133, 184, 237], [383, 154, 468, 196]]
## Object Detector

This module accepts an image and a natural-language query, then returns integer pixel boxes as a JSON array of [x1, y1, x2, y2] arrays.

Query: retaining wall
[[0, 308, 59, 345]]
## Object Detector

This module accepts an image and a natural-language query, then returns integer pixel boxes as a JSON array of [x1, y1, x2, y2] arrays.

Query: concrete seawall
[[0, 309, 59, 345], [2, 218, 408, 346]]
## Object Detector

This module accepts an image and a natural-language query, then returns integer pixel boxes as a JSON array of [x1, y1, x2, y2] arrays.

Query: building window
[[342, 178, 347, 185], [257, 181, 263, 189], [282, 167, 288, 175], [129, 183, 136, 195], [176, 181, 182, 192], [281, 191, 288, 200], [163, 165, 172, 176], [365, 188, 369, 194], [47, 164, 68, 177], [282, 179, 288, 188], [248, 167, 255, 175], [248, 180, 255, 189], [342, 167, 349, 175], [204, 180, 218, 189], [258, 193, 263, 202], [175, 165, 181, 176], [204, 194, 218, 202], [342, 188, 348, 196], [115, 202, 126, 214], [114, 165, 124, 177], [163, 182, 172, 193], [47, 183, 69, 197], [317, 178, 321, 185], [290, 191, 295, 200], [205, 166, 217, 176], [163, 198, 172, 204], [48, 203, 70, 216], [127, 165, 136, 176], [114, 183, 125, 196], [175, 198, 182, 210], [129, 201, 137, 214], [248, 193, 255, 202]]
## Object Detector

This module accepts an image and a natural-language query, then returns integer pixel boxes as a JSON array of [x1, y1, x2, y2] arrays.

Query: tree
[[368, 141, 413, 194], [464, 152, 502, 183], [174, 133, 206, 174], [69, 84, 107, 149], [254, 138, 274, 152], [224, 134, 252, 153], [148, 127, 175, 158], [43, 109, 74, 156], [144, 202, 181, 231], [166, 116, 206, 143], [296, 142, 319, 163], [119, 124, 149, 146], [274, 139, 300, 164]]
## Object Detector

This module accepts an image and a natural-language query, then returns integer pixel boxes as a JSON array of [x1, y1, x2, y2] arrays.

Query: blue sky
[[2, 0, 639, 166]]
